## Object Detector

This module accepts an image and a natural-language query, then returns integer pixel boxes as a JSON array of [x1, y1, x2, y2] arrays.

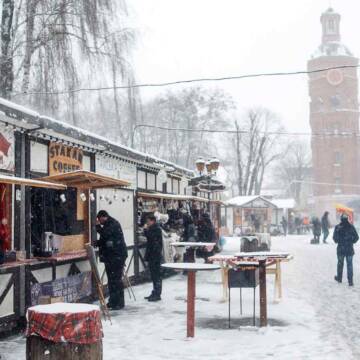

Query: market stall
[[136, 192, 209, 273], [225, 196, 277, 235], [25, 170, 130, 308], [0, 174, 67, 334]]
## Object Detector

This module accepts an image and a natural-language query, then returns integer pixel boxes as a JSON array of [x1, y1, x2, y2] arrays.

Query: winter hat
[[97, 210, 109, 218], [341, 213, 349, 220]]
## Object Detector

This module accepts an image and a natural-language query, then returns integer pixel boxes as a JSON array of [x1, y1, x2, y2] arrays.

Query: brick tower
[[308, 8, 360, 218]]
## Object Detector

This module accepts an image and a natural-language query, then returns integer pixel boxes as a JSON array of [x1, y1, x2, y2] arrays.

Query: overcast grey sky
[[129, 0, 360, 133]]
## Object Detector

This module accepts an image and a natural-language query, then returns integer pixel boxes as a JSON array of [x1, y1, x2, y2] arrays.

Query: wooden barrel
[[26, 303, 103, 360]]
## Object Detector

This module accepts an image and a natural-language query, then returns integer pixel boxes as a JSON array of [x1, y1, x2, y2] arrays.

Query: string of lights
[[12, 64, 360, 96]]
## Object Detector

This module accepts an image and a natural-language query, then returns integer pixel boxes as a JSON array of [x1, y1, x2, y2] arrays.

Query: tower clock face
[[326, 69, 344, 86]]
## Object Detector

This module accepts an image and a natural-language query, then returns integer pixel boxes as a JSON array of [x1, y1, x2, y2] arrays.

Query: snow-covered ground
[[1, 235, 359, 359]]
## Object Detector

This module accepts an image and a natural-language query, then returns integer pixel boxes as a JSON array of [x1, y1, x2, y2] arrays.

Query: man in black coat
[[197, 213, 216, 263], [144, 214, 163, 302], [333, 213, 359, 286], [96, 210, 128, 309], [321, 211, 330, 244]]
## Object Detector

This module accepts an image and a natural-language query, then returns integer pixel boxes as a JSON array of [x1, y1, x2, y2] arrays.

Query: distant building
[[308, 8, 360, 219]]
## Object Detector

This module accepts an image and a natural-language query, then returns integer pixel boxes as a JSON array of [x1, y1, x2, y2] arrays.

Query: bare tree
[[0, 0, 136, 132], [229, 108, 284, 196], [139, 87, 234, 168], [0, 0, 15, 98], [273, 139, 312, 204]]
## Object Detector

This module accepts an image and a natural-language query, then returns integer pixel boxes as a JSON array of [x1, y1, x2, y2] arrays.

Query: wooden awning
[[40, 170, 130, 189], [137, 191, 209, 203], [0, 174, 67, 190]]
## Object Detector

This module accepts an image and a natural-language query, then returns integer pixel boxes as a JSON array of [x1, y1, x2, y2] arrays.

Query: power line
[[131, 124, 360, 145], [12, 64, 360, 96]]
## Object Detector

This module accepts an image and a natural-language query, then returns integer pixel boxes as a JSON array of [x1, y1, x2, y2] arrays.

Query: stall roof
[[225, 195, 277, 208], [137, 191, 209, 203], [0, 174, 66, 190], [271, 198, 296, 210], [40, 170, 130, 189], [0, 97, 194, 177]]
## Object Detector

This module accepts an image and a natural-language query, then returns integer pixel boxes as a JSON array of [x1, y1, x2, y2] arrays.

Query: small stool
[[26, 303, 103, 359]]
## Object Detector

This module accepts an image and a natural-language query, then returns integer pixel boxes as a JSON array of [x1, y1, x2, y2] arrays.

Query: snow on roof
[[311, 41, 353, 58], [0, 97, 39, 118], [271, 198, 296, 209], [0, 98, 193, 175], [225, 195, 277, 208]]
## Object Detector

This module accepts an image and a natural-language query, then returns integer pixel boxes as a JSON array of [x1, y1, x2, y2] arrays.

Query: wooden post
[[221, 264, 229, 302], [187, 271, 196, 337], [259, 259, 267, 327], [277, 260, 282, 299]]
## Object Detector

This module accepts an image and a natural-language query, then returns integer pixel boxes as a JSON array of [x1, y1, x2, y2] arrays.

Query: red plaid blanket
[[26, 306, 103, 344]]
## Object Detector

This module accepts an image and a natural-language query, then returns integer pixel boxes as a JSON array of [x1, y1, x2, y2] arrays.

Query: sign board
[[31, 272, 92, 305], [0, 125, 14, 172], [49, 142, 83, 175], [30, 141, 48, 173], [95, 155, 137, 189]]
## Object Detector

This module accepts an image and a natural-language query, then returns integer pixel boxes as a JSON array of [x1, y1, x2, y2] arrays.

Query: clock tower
[[308, 8, 360, 217]]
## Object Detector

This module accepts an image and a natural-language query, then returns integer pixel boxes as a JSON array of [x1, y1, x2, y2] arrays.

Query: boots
[[334, 275, 342, 283], [148, 280, 162, 301], [144, 291, 154, 300]]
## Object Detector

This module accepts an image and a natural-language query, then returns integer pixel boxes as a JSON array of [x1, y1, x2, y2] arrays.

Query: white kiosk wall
[[95, 155, 137, 277]]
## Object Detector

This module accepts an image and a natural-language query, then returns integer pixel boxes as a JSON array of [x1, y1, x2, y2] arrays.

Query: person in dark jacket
[[312, 217, 322, 244], [321, 211, 331, 244], [183, 212, 196, 242], [182, 211, 196, 263], [281, 216, 288, 236], [144, 214, 163, 301], [333, 213, 359, 286], [197, 213, 216, 263], [96, 210, 128, 310]]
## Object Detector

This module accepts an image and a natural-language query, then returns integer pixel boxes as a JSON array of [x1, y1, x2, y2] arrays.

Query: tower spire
[[320, 7, 341, 44]]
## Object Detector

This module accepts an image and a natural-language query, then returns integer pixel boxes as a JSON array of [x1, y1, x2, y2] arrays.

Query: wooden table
[[209, 252, 293, 303], [162, 262, 220, 338], [170, 242, 216, 262]]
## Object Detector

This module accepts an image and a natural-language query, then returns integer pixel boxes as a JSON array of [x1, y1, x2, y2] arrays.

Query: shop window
[[30, 188, 84, 255], [147, 173, 156, 191], [138, 171, 146, 189], [0, 184, 12, 251]]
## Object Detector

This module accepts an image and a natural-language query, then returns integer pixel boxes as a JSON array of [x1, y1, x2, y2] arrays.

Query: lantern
[[195, 158, 205, 174], [205, 161, 212, 174], [210, 158, 220, 172]]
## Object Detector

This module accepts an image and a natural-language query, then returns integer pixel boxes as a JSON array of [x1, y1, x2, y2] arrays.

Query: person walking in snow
[[333, 213, 359, 286], [281, 216, 288, 236], [311, 217, 322, 244], [321, 211, 331, 244]]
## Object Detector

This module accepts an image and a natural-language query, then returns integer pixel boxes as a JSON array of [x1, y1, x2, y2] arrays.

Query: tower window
[[327, 19, 335, 34], [334, 151, 342, 165], [334, 177, 342, 193]]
